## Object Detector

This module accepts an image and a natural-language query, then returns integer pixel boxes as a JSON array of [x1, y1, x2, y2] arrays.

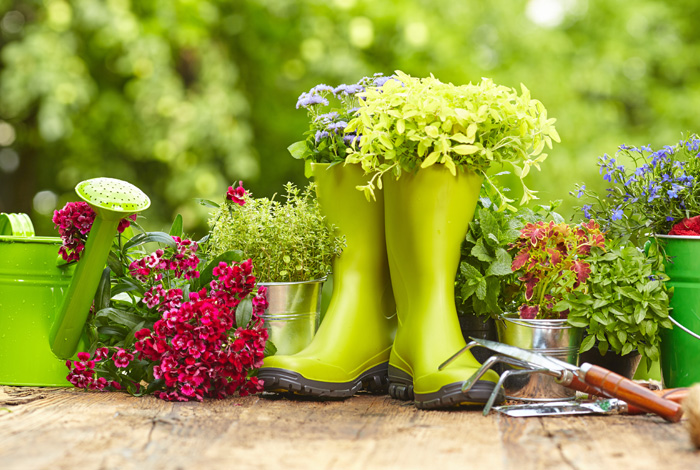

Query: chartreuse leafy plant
[[208, 182, 344, 283], [508, 220, 605, 320], [563, 240, 672, 366], [345, 71, 560, 207], [455, 185, 564, 318]]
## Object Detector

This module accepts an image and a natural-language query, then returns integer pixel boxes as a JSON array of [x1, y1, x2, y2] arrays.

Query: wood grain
[[1, 386, 698, 470]]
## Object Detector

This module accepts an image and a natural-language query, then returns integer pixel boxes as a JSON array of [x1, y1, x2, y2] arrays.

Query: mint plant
[[456, 187, 563, 318], [345, 71, 560, 207], [207, 182, 344, 283], [564, 240, 672, 365]]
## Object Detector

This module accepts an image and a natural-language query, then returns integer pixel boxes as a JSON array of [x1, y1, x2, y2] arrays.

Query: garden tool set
[[441, 337, 685, 422], [0, 177, 150, 386]]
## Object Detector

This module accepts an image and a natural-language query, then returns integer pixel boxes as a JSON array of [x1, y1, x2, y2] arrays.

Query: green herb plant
[[208, 182, 344, 283], [564, 240, 672, 366], [456, 187, 563, 318], [345, 71, 560, 207]]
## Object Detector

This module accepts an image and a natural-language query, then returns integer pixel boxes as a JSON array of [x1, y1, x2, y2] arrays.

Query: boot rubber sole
[[388, 365, 504, 409], [258, 363, 389, 398]]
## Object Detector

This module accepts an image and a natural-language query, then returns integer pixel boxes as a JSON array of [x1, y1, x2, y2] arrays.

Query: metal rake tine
[[438, 341, 478, 371], [461, 354, 541, 394]]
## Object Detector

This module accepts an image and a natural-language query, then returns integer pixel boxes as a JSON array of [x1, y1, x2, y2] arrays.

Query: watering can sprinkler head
[[75, 177, 151, 219], [49, 177, 151, 360]]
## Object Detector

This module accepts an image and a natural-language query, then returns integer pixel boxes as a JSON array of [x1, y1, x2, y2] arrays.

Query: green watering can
[[0, 178, 150, 386]]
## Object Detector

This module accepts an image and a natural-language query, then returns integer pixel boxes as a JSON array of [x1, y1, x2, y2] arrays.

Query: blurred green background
[[1, 0, 699, 236]]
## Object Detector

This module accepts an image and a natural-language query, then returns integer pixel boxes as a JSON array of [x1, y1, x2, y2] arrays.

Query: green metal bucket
[[0, 231, 86, 386], [658, 235, 700, 388]]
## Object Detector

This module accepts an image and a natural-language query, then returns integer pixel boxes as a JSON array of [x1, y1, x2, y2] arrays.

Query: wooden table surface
[[0, 386, 697, 470]]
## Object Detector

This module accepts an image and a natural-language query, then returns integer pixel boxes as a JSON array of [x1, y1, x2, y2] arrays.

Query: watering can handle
[[0, 213, 35, 237]]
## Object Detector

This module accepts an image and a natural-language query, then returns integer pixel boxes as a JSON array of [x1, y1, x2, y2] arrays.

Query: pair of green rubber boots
[[258, 164, 501, 409]]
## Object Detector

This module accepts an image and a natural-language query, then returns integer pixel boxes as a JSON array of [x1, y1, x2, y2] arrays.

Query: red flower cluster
[[669, 215, 700, 236], [66, 348, 120, 390], [226, 181, 247, 206], [53, 201, 136, 262], [133, 260, 268, 401], [129, 237, 200, 283]]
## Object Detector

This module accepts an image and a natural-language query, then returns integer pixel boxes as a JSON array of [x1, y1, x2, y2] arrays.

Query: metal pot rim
[[258, 276, 327, 287], [655, 234, 700, 240]]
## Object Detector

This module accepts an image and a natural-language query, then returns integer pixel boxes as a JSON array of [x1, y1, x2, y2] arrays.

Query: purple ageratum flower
[[343, 134, 361, 146], [611, 206, 624, 221], [314, 130, 330, 142], [309, 84, 334, 94], [326, 121, 348, 133], [315, 112, 339, 124], [296, 92, 329, 109], [334, 84, 364, 96]]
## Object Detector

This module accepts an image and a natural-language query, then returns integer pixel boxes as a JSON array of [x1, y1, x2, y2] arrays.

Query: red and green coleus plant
[[56, 183, 270, 401], [509, 220, 605, 319]]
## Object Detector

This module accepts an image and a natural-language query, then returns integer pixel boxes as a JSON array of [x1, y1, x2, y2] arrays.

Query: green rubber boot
[[384, 166, 502, 409], [258, 163, 397, 397]]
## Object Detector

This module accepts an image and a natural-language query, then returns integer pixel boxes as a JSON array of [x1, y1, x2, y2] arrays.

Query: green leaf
[[471, 238, 494, 262], [567, 316, 589, 328], [169, 214, 183, 237], [123, 232, 177, 251], [621, 342, 634, 356], [107, 251, 124, 278], [94, 267, 111, 312], [263, 340, 277, 357], [486, 248, 513, 276], [452, 144, 479, 155], [288, 140, 308, 159], [579, 334, 596, 353], [475, 278, 488, 300], [459, 261, 483, 279], [236, 298, 253, 327], [95, 308, 147, 330], [195, 198, 221, 209]]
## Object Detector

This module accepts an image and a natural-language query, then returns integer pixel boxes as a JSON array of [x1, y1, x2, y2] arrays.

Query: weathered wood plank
[[1, 386, 697, 470]]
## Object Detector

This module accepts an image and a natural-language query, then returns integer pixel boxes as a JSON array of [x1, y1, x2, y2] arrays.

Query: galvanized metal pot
[[496, 317, 583, 401], [259, 278, 325, 356]]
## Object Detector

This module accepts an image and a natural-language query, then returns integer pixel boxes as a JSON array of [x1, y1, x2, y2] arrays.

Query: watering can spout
[[49, 177, 150, 360]]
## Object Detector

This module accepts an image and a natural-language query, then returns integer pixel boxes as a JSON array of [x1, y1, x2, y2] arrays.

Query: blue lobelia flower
[[611, 206, 624, 221], [576, 184, 586, 198], [667, 183, 683, 199], [641, 145, 653, 153], [582, 204, 593, 219]]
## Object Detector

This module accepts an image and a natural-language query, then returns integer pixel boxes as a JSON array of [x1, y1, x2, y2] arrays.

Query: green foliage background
[[1, 0, 699, 235]]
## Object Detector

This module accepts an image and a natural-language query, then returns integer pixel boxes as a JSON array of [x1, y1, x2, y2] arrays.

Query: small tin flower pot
[[496, 316, 583, 401], [259, 278, 325, 356]]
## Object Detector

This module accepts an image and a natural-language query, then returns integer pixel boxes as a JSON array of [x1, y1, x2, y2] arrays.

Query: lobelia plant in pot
[[260, 74, 400, 398], [53, 200, 269, 401], [573, 134, 700, 387], [339, 70, 560, 409], [207, 181, 344, 358]]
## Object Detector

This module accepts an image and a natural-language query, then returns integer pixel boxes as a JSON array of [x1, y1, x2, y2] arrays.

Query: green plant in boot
[[259, 163, 396, 397], [347, 72, 560, 409]]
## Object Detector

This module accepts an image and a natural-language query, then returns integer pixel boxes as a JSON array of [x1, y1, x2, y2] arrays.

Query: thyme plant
[[208, 182, 344, 283]]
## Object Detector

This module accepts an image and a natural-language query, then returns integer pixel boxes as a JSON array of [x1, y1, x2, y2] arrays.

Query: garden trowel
[[453, 337, 684, 422]]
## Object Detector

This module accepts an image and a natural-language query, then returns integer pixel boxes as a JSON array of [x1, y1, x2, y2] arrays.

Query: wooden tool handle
[[626, 388, 689, 415], [579, 363, 683, 422]]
